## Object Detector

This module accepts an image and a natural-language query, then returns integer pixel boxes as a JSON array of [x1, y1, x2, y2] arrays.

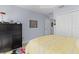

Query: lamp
[[0, 12, 6, 19]]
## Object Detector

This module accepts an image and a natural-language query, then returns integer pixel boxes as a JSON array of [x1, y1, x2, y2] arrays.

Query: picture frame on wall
[[29, 20, 38, 28]]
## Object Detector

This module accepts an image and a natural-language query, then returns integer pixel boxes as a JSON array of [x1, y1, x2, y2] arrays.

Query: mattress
[[25, 35, 79, 54]]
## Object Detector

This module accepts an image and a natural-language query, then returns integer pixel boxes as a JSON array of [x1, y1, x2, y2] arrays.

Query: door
[[44, 19, 52, 35]]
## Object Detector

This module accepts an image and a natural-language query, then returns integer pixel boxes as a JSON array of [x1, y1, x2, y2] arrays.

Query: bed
[[25, 35, 79, 54]]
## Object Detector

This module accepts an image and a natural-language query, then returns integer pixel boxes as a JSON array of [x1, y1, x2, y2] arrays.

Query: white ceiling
[[17, 5, 61, 16], [17, 5, 79, 17]]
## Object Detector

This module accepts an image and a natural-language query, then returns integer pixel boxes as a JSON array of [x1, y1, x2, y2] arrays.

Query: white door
[[44, 19, 51, 35], [54, 11, 79, 38], [54, 13, 73, 36]]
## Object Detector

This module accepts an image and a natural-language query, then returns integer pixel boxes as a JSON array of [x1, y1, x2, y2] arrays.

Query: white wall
[[54, 6, 79, 38], [0, 5, 48, 43]]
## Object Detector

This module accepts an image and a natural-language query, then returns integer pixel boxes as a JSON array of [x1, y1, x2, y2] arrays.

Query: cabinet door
[[0, 34, 12, 52], [2, 35, 12, 51], [0, 39, 2, 52], [12, 24, 22, 49]]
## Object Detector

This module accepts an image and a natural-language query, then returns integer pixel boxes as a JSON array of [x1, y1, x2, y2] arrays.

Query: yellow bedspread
[[25, 35, 79, 54]]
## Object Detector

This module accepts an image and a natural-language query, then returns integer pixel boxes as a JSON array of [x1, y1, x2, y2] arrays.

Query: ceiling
[[17, 5, 61, 16], [17, 5, 79, 17]]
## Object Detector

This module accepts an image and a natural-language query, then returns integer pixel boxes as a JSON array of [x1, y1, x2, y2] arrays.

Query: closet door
[[72, 11, 79, 38], [54, 13, 73, 37]]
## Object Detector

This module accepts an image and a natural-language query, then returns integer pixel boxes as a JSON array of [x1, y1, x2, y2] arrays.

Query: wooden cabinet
[[0, 23, 22, 52]]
